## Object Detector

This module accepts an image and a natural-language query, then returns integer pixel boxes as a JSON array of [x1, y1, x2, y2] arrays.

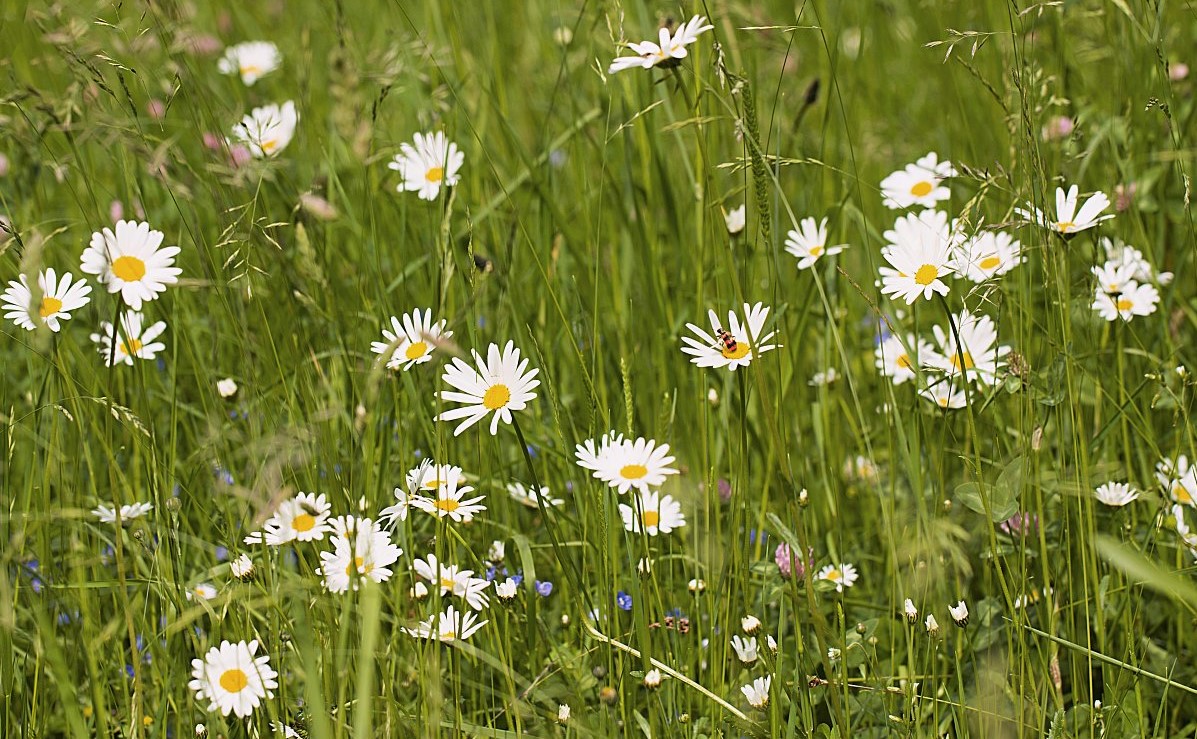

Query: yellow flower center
[[949, 352, 975, 371], [910, 181, 934, 197], [482, 384, 511, 410], [642, 510, 660, 528], [39, 296, 63, 318], [620, 464, 648, 480], [112, 255, 147, 282], [261, 139, 279, 153], [440, 577, 455, 590], [441, 630, 457, 641], [809, 245, 824, 257], [120, 338, 143, 356], [292, 513, 316, 532], [1056, 221, 1075, 233], [426, 166, 445, 183], [914, 264, 939, 286], [239, 64, 262, 76], [422, 478, 445, 490], [1115, 298, 1133, 312], [979, 256, 1001, 270], [896, 354, 912, 369], [435, 497, 460, 513], [405, 341, 428, 360], [721, 343, 751, 360], [219, 668, 249, 693], [1176, 484, 1193, 504], [825, 568, 842, 581]]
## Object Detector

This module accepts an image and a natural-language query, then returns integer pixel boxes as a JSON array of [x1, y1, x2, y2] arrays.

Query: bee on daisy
[[878, 210, 960, 304], [80, 220, 181, 310], [1, 268, 91, 332], [230, 101, 298, 158], [879, 152, 957, 209], [619, 489, 686, 536], [680, 302, 780, 370], [437, 341, 540, 436], [188, 640, 278, 718], [783, 217, 848, 271], [370, 308, 452, 370], [1015, 184, 1113, 237], [216, 41, 281, 86], [389, 132, 464, 201], [607, 15, 713, 74], [90, 311, 168, 366]]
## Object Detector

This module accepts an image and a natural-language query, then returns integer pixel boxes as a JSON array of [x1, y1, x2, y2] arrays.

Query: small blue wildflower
[[616, 591, 632, 611], [535, 580, 553, 597], [214, 546, 229, 562]]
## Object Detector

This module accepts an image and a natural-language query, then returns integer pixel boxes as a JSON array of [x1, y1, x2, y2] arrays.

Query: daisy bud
[[557, 704, 571, 723], [707, 387, 719, 405], [688, 578, 706, 594], [949, 600, 969, 627], [643, 668, 662, 689], [903, 598, 918, 623], [195, 724, 207, 737], [798, 488, 809, 507], [925, 614, 940, 636], [766, 635, 777, 653], [741, 614, 762, 635], [216, 378, 238, 398]]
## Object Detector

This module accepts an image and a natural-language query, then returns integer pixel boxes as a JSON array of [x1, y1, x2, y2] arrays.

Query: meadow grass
[[2, 0, 1196, 736]]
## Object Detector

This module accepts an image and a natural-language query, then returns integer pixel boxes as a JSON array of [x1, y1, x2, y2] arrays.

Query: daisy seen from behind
[[370, 308, 452, 370], [680, 302, 779, 371], [80, 220, 181, 310], [619, 489, 686, 536], [216, 41, 281, 85], [607, 15, 713, 74], [784, 217, 848, 271], [403, 604, 488, 642], [188, 640, 277, 718], [1015, 184, 1113, 237], [880, 152, 957, 210], [437, 341, 540, 436], [90, 311, 167, 366], [2, 268, 91, 332], [389, 131, 464, 201], [878, 210, 959, 304], [230, 101, 298, 158]]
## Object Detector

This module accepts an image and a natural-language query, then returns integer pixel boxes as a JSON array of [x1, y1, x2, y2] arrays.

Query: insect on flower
[[714, 328, 738, 356]]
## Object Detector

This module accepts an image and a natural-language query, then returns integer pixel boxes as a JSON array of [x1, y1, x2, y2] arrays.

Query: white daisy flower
[[90, 311, 167, 366], [408, 476, 487, 523], [953, 230, 1024, 283], [590, 436, 678, 494], [437, 341, 540, 436], [378, 485, 424, 526], [730, 635, 758, 664], [244, 492, 332, 546], [1015, 184, 1113, 236], [643, 668, 663, 688], [816, 563, 858, 592], [741, 675, 771, 710], [879, 152, 957, 209], [216, 41, 281, 85], [1091, 261, 1138, 296], [741, 615, 762, 635], [619, 489, 686, 536], [948, 600, 969, 627], [1092, 281, 1159, 322], [903, 598, 918, 623], [230, 101, 298, 158], [405, 460, 468, 494], [1, 268, 92, 332], [575, 430, 626, 476], [918, 376, 969, 409], [607, 15, 713, 74], [928, 311, 1010, 387], [216, 378, 238, 398], [557, 704, 571, 723], [229, 554, 254, 580], [270, 722, 303, 738], [402, 604, 488, 642], [508, 482, 564, 509], [874, 333, 941, 386], [318, 520, 402, 594], [412, 554, 491, 611], [495, 577, 519, 601], [188, 640, 278, 718], [80, 220, 181, 310], [724, 204, 746, 235], [925, 613, 940, 635], [370, 308, 452, 370], [1094, 482, 1139, 507], [91, 501, 153, 524], [878, 210, 959, 304], [1156, 456, 1197, 506], [809, 368, 838, 387], [188, 583, 218, 601], [1100, 237, 1172, 285], [680, 302, 780, 370], [388, 132, 464, 201], [784, 217, 848, 270]]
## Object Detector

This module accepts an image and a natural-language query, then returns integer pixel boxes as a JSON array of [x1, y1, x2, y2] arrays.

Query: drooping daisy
[[91, 501, 153, 524], [402, 604, 488, 642], [619, 489, 686, 536], [243, 492, 332, 546], [1156, 456, 1197, 506], [216, 41, 281, 85], [408, 476, 487, 523], [508, 482, 564, 509], [953, 230, 1024, 283], [783, 217, 848, 270], [1015, 184, 1113, 237], [188, 640, 278, 718], [370, 308, 452, 370], [1094, 482, 1139, 507], [318, 520, 402, 594], [80, 220, 181, 310], [874, 333, 941, 386], [928, 311, 1010, 387], [878, 210, 959, 304], [591, 436, 679, 494], [230, 101, 298, 158], [741, 675, 771, 710], [412, 554, 491, 611], [918, 376, 968, 409], [816, 563, 859, 592], [388, 132, 464, 201], [680, 302, 780, 371], [730, 635, 758, 664], [724, 205, 746, 235], [1092, 281, 1159, 322], [90, 311, 167, 366], [437, 341, 540, 436], [607, 15, 713, 74], [879, 152, 957, 210], [1, 269, 92, 332]]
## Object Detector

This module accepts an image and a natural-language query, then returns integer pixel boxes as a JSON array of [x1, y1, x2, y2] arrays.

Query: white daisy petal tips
[[784, 217, 848, 271], [878, 210, 959, 304], [608, 15, 713, 74], [880, 152, 957, 209], [90, 311, 168, 366], [370, 308, 452, 370], [1015, 184, 1113, 236]]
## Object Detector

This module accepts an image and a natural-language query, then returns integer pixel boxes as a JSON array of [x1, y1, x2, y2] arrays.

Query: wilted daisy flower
[[318, 520, 402, 594], [1015, 184, 1113, 237], [730, 635, 758, 664], [80, 220, 181, 310], [875, 333, 940, 385], [607, 15, 713, 74], [402, 604, 488, 642], [230, 101, 298, 158], [409, 476, 487, 523], [188, 640, 277, 718], [370, 308, 452, 370], [589, 436, 679, 494], [816, 563, 858, 592], [1094, 482, 1139, 507], [2, 269, 92, 332], [929, 311, 1010, 387], [216, 41, 281, 85], [880, 152, 957, 209], [508, 482, 564, 509], [784, 217, 848, 270], [437, 341, 540, 436], [1092, 281, 1159, 322], [903, 598, 918, 623], [724, 205, 746, 235], [741, 675, 771, 710], [680, 302, 780, 370], [619, 489, 686, 536], [1156, 456, 1197, 506], [918, 376, 968, 409], [92, 501, 153, 524], [412, 554, 491, 611], [244, 492, 332, 546], [90, 311, 167, 366], [388, 132, 464, 201], [878, 210, 959, 304], [953, 230, 1024, 283]]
